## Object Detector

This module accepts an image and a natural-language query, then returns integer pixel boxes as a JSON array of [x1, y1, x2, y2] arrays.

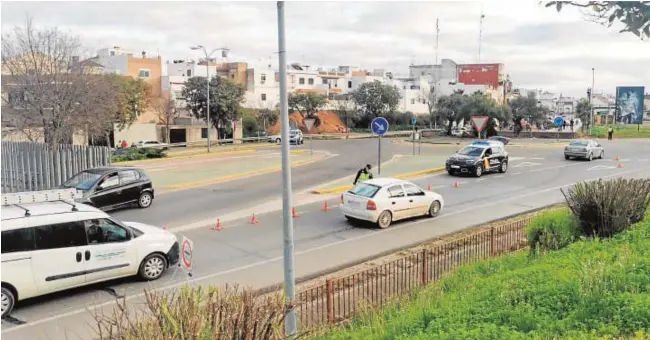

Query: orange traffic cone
[[211, 219, 223, 231], [452, 180, 460, 188], [249, 213, 259, 224], [321, 201, 330, 212], [614, 155, 620, 161], [427, 184, 432, 191], [162, 225, 167, 231], [617, 162, 623, 168], [292, 207, 300, 218]]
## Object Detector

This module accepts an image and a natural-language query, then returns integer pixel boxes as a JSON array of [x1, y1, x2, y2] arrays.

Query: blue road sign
[[553, 116, 565, 128], [371, 117, 390, 136], [411, 117, 417, 126]]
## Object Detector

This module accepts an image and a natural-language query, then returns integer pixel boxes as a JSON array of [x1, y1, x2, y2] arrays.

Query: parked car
[[0, 189, 178, 318], [61, 166, 155, 210], [488, 136, 511, 145], [340, 178, 444, 229], [136, 140, 169, 150], [564, 139, 604, 161], [269, 129, 304, 144], [451, 127, 471, 138]]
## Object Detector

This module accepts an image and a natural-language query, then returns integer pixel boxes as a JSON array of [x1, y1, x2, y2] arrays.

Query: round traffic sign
[[553, 116, 564, 128], [181, 239, 192, 269], [371, 117, 389, 136]]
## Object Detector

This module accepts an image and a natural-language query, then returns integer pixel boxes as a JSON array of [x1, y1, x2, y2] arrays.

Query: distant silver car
[[564, 139, 604, 161]]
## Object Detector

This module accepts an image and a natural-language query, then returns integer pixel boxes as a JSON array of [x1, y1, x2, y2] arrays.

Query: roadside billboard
[[616, 86, 645, 124], [457, 63, 503, 89]]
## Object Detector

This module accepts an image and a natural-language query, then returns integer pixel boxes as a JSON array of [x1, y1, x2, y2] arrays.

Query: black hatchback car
[[446, 140, 509, 177], [61, 166, 154, 210]]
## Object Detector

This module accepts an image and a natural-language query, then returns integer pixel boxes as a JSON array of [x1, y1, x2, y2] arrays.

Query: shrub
[[112, 148, 167, 163], [94, 285, 287, 340], [526, 208, 579, 255], [562, 178, 650, 238]]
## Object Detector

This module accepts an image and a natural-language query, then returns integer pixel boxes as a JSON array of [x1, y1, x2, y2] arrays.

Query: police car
[[445, 140, 509, 177]]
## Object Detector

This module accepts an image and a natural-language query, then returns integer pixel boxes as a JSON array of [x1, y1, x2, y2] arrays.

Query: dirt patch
[[267, 111, 345, 135]]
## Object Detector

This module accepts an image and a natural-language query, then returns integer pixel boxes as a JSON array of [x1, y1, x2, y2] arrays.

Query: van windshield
[[348, 183, 380, 198], [62, 171, 102, 191]]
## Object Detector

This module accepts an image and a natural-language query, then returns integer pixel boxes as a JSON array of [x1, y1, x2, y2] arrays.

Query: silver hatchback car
[[564, 139, 604, 161]]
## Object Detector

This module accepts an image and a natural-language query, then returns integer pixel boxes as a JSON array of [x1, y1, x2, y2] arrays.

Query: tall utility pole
[[590, 67, 595, 134], [478, 9, 485, 62], [276, 1, 297, 337], [435, 18, 440, 65], [190, 45, 229, 152]]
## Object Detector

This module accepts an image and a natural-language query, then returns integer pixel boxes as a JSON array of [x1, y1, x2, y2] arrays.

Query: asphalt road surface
[[3, 138, 650, 339]]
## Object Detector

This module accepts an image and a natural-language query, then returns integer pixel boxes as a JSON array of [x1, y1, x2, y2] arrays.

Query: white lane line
[[493, 175, 504, 179], [530, 157, 545, 160], [476, 178, 486, 182], [511, 172, 522, 176], [529, 168, 544, 172], [5, 166, 648, 334], [639, 159, 649, 162]]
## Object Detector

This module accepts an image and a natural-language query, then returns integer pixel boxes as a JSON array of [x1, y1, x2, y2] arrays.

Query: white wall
[[114, 123, 158, 145]]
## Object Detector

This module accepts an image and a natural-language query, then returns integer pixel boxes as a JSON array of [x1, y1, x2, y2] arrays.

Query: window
[[299, 78, 305, 85], [308, 78, 314, 85], [85, 219, 130, 244], [410, 98, 415, 105], [138, 69, 151, 78], [34, 222, 87, 250], [349, 183, 380, 198], [322, 78, 328, 84], [261, 74, 267, 84], [201, 128, 208, 138], [119, 170, 140, 184], [348, 81, 352, 88], [387, 185, 405, 198], [187, 69, 192, 77], [2, 228, 35, 253], [63, 171, 102, 191], [404, 184, 425, 197], [261, 93, 267, 101], [484, 148, 493, 157], [98, 173, 119, 190]]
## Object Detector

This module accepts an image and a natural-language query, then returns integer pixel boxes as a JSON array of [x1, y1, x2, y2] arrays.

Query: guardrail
[[295, 218, 529, 331]]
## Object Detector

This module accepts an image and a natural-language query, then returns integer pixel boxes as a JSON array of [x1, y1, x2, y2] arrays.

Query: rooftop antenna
[[478, 6, 486, 62]]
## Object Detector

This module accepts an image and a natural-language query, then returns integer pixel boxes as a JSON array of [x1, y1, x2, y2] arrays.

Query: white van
[[1, 189, 179, 318]]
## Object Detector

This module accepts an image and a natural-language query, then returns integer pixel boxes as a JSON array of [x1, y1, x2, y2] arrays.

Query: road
[[3, 138, 650, 339]]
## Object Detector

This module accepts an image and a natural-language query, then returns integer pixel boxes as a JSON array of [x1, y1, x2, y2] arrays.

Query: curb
[[115, 148, 306, 166], [310, 166, 446, 195], [159, 154, 320, 193]]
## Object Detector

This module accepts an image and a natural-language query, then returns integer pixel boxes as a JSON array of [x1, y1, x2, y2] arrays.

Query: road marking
[[513, 162, 542, 168], [511, 172, 522, 176], [587, 165, 617, 171], [509, 157, 525, 161], [530, 157, 545, 160], [529, 168, 544, 172], [5, 166, 649, 334], [493, 175, 504, 179], [476, 178, 485, 182], [639, 159, 649, 162]]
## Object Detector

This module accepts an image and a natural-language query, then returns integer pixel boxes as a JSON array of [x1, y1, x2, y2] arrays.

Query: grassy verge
[[583, 125, 650, 139], [314, 208, 650, 339]]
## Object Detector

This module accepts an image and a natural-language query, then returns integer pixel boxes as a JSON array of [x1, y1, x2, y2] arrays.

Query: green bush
[[316, 210, 650, 340], [526, 208, 579, 255], [562, 178, 650, 238], [112, 148, 167, 163]]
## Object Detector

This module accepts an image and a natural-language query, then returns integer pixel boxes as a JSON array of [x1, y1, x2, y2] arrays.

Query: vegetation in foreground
[[586, 125, 650, 139], [315, 178, 650, 340], [111, 148, 167, 163]]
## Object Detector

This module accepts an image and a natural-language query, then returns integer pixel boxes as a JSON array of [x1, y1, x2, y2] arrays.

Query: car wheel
[[587, 152, 593, 161], [499, 161, 508, 173], [275, 138, 281, 144], [564, 155, 570, 160], [428, 201, 442, 217], [138, 253, 168, 281], [377, 210, 393, 229], [600, 150, 604, 159], [1, 286, 16, 318], [475, 164, 484, 177], [138, 192, 153, 208]]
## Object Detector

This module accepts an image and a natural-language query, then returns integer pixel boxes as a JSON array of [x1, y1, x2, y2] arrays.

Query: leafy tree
[[575, 98, 591, 131], [182, 75, 246, 137], [256, 108, 279, 131], [106, 74, 152, 130], [350, 80, 402, 119], [546, 1, 650, 39], [333, 96, 357, 134], [436, 93, 468, 135], [508, 93, 550, 136], [420, 87, 441, 129], [153, 97, 181, 143], [460, 92, 511, 137], [288, 93, 327, 119]]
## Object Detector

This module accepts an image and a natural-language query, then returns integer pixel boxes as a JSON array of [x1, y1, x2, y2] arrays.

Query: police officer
[[353, 164, 374, 185]]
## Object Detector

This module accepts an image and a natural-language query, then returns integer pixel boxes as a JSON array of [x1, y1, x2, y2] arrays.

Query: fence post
[[490, 227, 496, 257], [420, 249, 428, 286], [326, 279, 334, 327]]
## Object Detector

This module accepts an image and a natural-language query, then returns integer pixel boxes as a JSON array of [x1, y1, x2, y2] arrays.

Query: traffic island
[[310, 155, 447, 194]]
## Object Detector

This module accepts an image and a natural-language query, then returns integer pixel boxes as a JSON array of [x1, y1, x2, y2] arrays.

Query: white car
[[340, 178, 444, 229], [136, 140, 169, 150], [1, 189, 179, 318]]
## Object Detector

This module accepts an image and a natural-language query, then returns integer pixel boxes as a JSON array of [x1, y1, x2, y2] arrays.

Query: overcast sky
[[2, 1, 649, 98]]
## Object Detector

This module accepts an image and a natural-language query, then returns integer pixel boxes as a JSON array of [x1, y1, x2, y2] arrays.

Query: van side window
[[1, 228, 35, 253], [85, 219, 130, 244], [34, 222, 88, 250]]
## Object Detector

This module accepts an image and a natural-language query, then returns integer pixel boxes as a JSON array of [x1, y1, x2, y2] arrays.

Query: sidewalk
[[311, 154, 447, 194]]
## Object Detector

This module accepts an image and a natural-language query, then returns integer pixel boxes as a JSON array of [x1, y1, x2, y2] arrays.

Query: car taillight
[[340, 194, 344, 204], [366, 200, 377, 210]]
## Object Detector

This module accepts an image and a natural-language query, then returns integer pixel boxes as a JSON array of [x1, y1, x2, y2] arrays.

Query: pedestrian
[[121, 139, 128, 149], [353, 164, 374, 185], [608, 126, 614, 140], [562, 121, 567, 131], [569, 119, 574, 132]]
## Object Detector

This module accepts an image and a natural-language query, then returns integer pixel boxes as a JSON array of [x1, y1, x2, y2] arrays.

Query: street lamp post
[[590, 68, 595, 134], [190, 45, 229, 153]]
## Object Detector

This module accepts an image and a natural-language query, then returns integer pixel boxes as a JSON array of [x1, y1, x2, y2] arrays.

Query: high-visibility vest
[[359, 172, 370, 183]]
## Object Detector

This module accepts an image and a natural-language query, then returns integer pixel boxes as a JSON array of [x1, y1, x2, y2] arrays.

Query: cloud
[[2, 1, 648, 97]]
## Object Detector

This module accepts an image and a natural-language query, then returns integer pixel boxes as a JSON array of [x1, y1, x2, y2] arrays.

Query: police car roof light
[[1, 189, 82, 206], [472, 140, 490, 145]]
